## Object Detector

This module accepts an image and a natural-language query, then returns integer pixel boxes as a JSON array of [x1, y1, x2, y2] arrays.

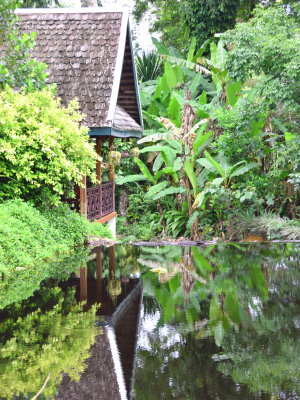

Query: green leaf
[[164, 297, 175, 323], [152, 37, 169, 55], [226, 81, 241, 107], [173, 157, 182, 171], [194, 39, 211, 61], [192, 191, 207, 209], [209, 296, 221, 322], [154, 167, 178, 181], [284, 132, 295, 142], [203, 151, 225, 178], [168, 140, 182, 153], [216, 40, 227, 68], [140, 144, 177, 154], [210, 42, 217, 66], [152, 186, 186, 200], [153, 153, 163, 172], [145, 181, 169, 199], [229, 162, 257, 178], [193, 130, 212, 157], [187, 211, 200, 230], [211, 177, 224, 186], [115, 174, 147, 185], [187, 37, 197, 62], [250, 113, 268, 136], [165, 63, 178, 89], [134, 157, 156, 184], [167, 94, 181, 125], [214, 321, 224, 347], [184, 160, 197, 197], [225, 294, 240, 324], [198, 90, 207, 105], [192, 247, 213, 273], [138, 132, 173, 144], [189, 73, 202, 99], [189, 292, 201, 312]]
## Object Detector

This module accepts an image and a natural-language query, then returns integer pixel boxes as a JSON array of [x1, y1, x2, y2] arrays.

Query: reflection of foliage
[[218, 250, 300, 397], [0, 240, 90, 309], [134, 313, 255, 399], [0, 286, 99, 399], [136, 243, 300, 398], [139, 244, 270, 330]]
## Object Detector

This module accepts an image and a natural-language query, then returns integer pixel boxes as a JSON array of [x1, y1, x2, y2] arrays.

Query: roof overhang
[[89, 127, 142, 139]]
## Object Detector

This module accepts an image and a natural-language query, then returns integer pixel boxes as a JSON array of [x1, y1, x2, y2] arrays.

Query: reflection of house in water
[[56, 246, 142, 400]]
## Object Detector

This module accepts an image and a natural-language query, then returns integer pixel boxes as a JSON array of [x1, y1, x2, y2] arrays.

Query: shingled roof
[[16, 8, 143, 138]]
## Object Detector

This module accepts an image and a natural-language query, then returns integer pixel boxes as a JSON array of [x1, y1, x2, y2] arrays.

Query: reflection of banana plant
[[139, 244, 272, 347]]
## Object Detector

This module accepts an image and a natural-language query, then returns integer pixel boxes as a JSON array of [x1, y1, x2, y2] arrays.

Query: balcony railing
[[87, 182, 115, 221]]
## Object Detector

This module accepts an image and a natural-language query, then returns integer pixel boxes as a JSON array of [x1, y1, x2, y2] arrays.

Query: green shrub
[[0, 87, 98, 205], [88, 221, 113, 239], [0, 200, 112, 306]]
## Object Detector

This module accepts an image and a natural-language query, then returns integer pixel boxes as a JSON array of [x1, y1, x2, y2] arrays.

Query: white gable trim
[[106, 10, 128, 125]]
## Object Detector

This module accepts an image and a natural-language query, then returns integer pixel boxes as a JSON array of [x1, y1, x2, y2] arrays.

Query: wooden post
[[96, 136, 102, 182], [96, 247, 102, 299], [79, 267, 88, 302], [109, 245, 116, 278], [80, 175, 87, 217], [108, 136, 115, 182]]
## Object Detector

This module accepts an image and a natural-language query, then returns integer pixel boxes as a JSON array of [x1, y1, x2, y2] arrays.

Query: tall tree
[[133, 0, 255, 53]]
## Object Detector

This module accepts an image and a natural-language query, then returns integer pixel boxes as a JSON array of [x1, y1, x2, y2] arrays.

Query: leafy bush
[[0, 87, 98, 204], [40, 203, 112, 245], [117, 188, 162, 241], [0, 200, 112, 306]]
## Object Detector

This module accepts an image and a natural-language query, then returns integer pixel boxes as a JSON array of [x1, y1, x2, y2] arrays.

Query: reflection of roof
[[56, 280, 142, 400], [16, 9, 143, 136], [56, 328, 126, 400]]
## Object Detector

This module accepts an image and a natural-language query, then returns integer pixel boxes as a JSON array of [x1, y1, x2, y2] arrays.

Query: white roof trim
[[16, 7, 126, 14], [106, 11, 128, 125], [106, 327, 128, 400]]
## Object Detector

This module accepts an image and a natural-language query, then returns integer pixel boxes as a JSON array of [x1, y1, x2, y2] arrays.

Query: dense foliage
[[133, 0, 258, 53], [118, 4, 300, 240], [0, 87, 98, 204], [222, 5, 300, 115]]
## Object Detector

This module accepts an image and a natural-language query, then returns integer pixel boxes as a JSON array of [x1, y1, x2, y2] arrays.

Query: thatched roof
[[16, 8, 143, 138]]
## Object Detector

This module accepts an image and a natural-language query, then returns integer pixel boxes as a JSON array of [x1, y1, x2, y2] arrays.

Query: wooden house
[[17, 8, 143, 236]]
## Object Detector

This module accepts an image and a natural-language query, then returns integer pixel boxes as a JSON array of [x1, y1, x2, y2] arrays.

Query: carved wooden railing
[[87, 182, 115, 221]]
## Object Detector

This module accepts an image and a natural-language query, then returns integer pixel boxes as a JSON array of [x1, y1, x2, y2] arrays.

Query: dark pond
[[0, 243, 299, 399]]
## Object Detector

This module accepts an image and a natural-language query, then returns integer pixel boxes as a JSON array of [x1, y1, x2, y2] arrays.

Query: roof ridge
[[16, 7, 128, 14]]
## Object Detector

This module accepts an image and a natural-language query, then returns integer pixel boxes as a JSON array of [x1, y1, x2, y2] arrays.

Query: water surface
[[0, 243, 299, 399]]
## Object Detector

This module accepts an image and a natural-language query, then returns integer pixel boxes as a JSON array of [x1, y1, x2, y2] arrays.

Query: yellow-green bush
[[0, 87, 98, 204]]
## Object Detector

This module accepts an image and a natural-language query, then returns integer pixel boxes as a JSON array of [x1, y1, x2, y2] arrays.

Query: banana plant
[[193, 151, 257, 209]]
